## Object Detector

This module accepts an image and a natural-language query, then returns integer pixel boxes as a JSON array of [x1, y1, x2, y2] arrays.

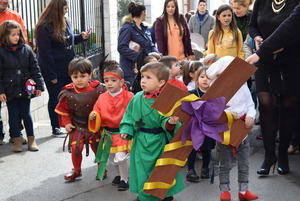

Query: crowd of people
[[0, 0, 299, 201]]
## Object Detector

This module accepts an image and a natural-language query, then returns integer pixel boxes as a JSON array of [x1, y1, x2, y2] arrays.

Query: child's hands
[[168, 116, 180, 125], [120, 133, 128, 140], [245, 117, 254, 128], [65, 123, 75, 133], [0, 94, 6, 102], [89, 111, 96, 120], [231, 112, 239, 120], [35, 90, 42, 97]]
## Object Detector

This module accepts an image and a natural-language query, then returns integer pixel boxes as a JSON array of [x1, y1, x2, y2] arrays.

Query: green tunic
[[120, 92, 184, 201]]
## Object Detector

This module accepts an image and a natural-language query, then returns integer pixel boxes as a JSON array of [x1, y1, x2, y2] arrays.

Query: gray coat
[[188, 11, 214, 45]]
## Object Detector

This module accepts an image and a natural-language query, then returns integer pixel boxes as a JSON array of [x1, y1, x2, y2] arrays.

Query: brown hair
[[195, 66, 208, 87], [140, 62, 169, 82], [158, 56, 178, 69], [128, 1, 146, 18], [232, 0, 253, 8], [68, 57, 92, 76], [0, 20, 25, 46], [162, 0, 183, 37], [181, 61, 203, 85], [36, 0, 68, 43], [103, 60, 124, 79], [210, 5, 240, 50]]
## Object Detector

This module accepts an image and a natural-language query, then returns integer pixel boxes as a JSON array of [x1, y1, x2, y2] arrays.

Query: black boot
[[200, 168, 210, 179], [186, 169, 200, 182]]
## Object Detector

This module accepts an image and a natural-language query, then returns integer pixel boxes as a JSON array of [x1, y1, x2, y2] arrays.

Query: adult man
[[0, 0, 27, 144]]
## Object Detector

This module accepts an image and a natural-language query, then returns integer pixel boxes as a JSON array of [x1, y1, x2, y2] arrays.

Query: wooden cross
[[143, 57, 257, 199]]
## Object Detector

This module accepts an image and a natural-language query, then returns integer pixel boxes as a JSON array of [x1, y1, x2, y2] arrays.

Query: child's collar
[[144, 89, 160, 99], [109, 88, 123, 97]]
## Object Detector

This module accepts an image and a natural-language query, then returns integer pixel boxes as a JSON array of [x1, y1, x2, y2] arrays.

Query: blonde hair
[[232, 0, 253, 8]]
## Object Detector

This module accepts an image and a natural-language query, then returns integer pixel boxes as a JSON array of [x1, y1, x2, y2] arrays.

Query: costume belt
[[140, 127, 164, 134]]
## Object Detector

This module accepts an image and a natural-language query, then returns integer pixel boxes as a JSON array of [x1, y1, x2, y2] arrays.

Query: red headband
[[103, 72, 123, 80]]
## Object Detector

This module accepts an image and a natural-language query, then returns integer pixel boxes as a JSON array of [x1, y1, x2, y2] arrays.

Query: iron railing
[[9, 0, 105, 59]]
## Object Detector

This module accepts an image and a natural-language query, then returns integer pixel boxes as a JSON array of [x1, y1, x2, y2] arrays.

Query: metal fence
[[9, 0, 105, 60]]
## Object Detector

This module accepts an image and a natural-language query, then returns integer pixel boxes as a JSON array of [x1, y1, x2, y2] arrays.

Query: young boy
[[89, 60, 134, 191], [55, 57, 105, 181], [206, 56, 259, 201], [158, 56, 188, 91], [120, 62, 185, 201]]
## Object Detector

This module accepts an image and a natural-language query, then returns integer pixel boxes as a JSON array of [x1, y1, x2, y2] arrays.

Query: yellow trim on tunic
[[55, 109, 70, 116]]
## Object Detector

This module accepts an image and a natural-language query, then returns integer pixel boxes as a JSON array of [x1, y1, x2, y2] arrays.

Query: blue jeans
[[44, 77, 71, 132], [6, 98, 34, 138]]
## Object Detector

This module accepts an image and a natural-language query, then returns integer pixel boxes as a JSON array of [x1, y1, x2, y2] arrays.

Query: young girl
[[207, 4, 244, 59], [0, 20, 44, 152], [181, 61, 203, 90], [186, 67, 215, 182], [120, 62, 184, 201], [89, 60, 134, 191]]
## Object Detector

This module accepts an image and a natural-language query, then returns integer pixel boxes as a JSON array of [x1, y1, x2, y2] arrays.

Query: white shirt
[[187, 81, 196, 91], [206, 56, 256, 118]]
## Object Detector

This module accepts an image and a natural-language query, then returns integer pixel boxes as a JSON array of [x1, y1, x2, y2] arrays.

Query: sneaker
[[186, 169, 200, 182], [220, 191, 231, 201], [112, 175, 121, 186], [118, 180, 129, 191], [238, 190, 258, 200], [52, 128, 67, 138], [200, 168, 210, 179], [161, 196, 174, 201]]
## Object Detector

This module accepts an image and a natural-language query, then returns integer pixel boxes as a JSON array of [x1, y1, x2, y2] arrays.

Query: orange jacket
[[0, 9, 27, 42]]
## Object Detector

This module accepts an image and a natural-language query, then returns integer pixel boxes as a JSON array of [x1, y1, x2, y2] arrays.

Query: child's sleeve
[[244, 85, 256, 119], [27, 46, 45, 91], [120, 98, 135, 139], [55, 97, 72, 127], [207, 30, 215, 55], [237, 30, 245, 59], [161, 116, 182, 142]]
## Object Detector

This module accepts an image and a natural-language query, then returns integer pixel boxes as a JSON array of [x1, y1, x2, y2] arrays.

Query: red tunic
[[92, 89, 134, 153], [168, 79, 188, 91]]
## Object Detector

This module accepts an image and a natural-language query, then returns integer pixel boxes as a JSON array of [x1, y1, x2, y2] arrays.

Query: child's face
[[103, 74, 124, 93], [198, 71, 210, 90], [70, 72, 91, 89], [217, 9, 232, 28], [141, 70, 165, 93], [8, 28, 20, 45], [170, 62, 181, 78]]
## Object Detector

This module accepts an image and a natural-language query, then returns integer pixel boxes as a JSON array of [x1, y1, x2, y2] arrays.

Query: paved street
[[0, 122, 300, 201]]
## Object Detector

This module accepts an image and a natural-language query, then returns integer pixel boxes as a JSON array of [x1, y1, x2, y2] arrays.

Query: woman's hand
[[0, 94, 6, 102], [89, 112, 96, 120], [168, 116, 180, 125], [35, 90, 42, 97], [50, 79, 58, 84], [81, 31, 90, 40], [254, 36, 263, 50], [65, 123, 76, 133], [246, 53, 260, 65], [120, 133, 128, 140]]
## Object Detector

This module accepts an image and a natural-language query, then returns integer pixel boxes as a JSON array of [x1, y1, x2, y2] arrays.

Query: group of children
[[0, 4, 260, 200]]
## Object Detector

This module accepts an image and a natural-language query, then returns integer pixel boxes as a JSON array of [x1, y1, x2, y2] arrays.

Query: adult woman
[[155, 0, 194, 60], [117, 1, 157, 85], [231, 0, 252, 41], [188, 0, 214, 46], [248, 0, 300, 175], [35, 0, 89, 136]]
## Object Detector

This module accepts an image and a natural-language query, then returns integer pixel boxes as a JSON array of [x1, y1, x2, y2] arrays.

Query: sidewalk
[[0, 123, 300, 201]]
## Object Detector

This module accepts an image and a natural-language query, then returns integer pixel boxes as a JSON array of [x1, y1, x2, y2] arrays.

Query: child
[[89, 60, 134, 191], [207, 4, 244, 59], [120, 62, 184, 201], [159, 56, 188, 91], [186, 67, 216, 182], [206, 56, 258, 201], [181, 61, 203, 90], [0, 20, 44, 152], [55, 57, 105, 181]]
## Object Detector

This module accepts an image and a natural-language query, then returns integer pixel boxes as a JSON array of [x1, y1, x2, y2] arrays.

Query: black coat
[[35, 21, 84, 82], [0, 44, 44, 101]]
